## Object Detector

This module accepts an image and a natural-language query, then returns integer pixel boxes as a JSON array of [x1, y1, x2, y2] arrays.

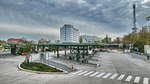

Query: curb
[[17, 63, 67, 74]]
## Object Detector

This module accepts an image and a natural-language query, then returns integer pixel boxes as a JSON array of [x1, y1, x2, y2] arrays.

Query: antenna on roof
[[132, 3, 138, 33]]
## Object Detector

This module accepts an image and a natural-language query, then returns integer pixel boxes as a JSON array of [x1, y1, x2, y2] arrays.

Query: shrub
[[20, 62, 62, 72]]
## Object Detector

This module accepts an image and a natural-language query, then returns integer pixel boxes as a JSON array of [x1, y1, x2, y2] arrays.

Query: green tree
[[122, 29, 150, 52], [79, 36, 83, 43], [114, 37, 121, 43]]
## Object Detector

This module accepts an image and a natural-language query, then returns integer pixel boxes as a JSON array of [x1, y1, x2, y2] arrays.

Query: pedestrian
[[25, 54, 30, 63], [40, 53, 44, 62], [71, 65, 74, 71], [147, 55, 150, 60]]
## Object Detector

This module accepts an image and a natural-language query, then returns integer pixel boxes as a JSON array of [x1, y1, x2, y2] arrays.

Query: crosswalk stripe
[[89, 72, 99, 77], [109, 73, 118, 79], [117, 74, 125, 80], [134, 76, 140, 83], [96, 72, 105, 77], [83, 71, 94, 76], [78, 71, 88, 75], [125, 75, 132, 82], [143, 78, 149, 84], [72, 70, 150, 84], [102, 73, 112, 78], [72, 70, 83, 75]]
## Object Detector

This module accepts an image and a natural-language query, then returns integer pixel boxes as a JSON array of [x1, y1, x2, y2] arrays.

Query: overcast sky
[[0, 0, 150, 40]]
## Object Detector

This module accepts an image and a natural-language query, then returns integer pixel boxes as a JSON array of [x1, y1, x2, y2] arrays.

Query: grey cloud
[[0, 0, 150, 40]]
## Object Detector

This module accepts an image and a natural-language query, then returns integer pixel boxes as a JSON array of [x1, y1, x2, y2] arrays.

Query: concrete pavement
[[0, 52, 150, 84]]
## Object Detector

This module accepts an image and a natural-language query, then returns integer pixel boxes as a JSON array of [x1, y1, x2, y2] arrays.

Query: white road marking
[[89, 72, 99, 77], [78, 71, 88, 75], [117, 74, 125, 80], [143, 78, 149, 84], [96, 72, 105, 77], [125, 75, 132, 82], [109, 73, 118, 79], [134, 76, 140, 83], [72, 70, 149, 84], [83, 71, 94, 76], [102, 73, 112, 78], [72, 70, 83, 75]]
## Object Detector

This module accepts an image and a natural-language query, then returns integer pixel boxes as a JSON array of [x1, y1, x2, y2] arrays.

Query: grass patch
[[20, 62, 63, 72]]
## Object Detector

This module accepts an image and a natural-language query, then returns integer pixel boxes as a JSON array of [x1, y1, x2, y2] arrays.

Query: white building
[[81, 35, 101, 43], [142, 26, 150, 32], [144, 45, 150, 54], [60, 24, 80, 43]]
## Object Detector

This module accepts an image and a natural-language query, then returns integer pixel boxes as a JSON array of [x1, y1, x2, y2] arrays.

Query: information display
[[144, 45, 150, 54]]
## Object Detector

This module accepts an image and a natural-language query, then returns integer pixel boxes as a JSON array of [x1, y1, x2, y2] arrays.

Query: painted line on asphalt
[[72, 70, 83, 75], [143, 78, 149, 84], [125, 75, 132, 82], [72, 70, 149, 84], [78, 71, 88, 75], [96, 72, 105, 77], [134, 76, 140, 83], [83, 71, 94, 76], [102, 73, 112, 79], [117, 74, 125, 80], [109, 73, 118, 79], [89, 72, 99, 77]]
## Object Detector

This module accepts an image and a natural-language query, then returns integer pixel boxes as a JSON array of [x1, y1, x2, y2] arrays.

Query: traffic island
[[18, 62, 64, 74]]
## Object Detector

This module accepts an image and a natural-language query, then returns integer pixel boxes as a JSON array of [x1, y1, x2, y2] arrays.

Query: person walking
[[71, 65, 74, 71], [25, 54, 30, 63], [147, 55, 150, 60]]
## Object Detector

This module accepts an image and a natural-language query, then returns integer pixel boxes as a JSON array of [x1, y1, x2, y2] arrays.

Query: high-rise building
[[60, 24, 80, 43]]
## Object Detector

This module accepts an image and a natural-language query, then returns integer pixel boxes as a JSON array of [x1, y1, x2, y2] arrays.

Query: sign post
[[144, 45, 150, 60], [144, 45, 150, 54]]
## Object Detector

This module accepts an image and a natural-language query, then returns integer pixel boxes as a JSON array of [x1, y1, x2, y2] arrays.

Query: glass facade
[[60, 24, 80, 43]]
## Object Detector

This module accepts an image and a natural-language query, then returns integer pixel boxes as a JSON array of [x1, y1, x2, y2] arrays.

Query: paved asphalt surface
[[0, 51, 150, 84]]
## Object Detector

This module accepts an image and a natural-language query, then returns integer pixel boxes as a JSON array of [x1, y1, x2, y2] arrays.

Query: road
[[0, 52, 150, 84]]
